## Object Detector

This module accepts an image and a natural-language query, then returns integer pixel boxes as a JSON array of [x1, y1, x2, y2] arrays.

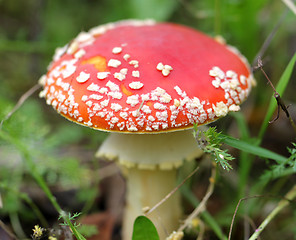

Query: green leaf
[[132, 216, 159, 240], [221, 135, 287, 163], [258, 52, 296, 140]]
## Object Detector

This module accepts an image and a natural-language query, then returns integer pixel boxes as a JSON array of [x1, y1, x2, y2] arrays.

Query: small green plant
[[58, 212, 82, 228], [261, 142, 296, 180], [194, 126, 234, 171]]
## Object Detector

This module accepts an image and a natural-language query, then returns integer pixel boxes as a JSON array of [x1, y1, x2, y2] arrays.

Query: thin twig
[[98, 163, 120, 180], [228, 195, 263, 240], [178, 164, 216, 232], [178, 0, 209, 19], [145, 166, 200, 216], [254, 57, 296, 133], [0, 130, 86, 240], [248, 185, 296, 240], [0, 220, 18, 239], [242, 215, 261, 240], [0, 84, 41, 129], [228, 187, 296, 240], [135, 100, 145, 117], [252, 11, 288, 70], [196, 220, 205, 240]]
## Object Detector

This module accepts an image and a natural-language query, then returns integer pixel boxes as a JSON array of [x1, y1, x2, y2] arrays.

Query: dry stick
[[256, 57, 296, 133], [0, 220, 18, 239], [177, 165, 216, 233], [98, 163, 120, 180], [144, 166, 200, 216], [196, 220, 205, 240], [282, 0, 296, 15], [0, 84, 41, 129], [178, 0, 207, 19], [135, 100, 145, 117], [248, 185, 296, 240], [251, 8, 296, 133], [228, 188, 296, 240], [252, 10, 288, 70], [228, 195, 264, 240], [242, 215, 261, 240]]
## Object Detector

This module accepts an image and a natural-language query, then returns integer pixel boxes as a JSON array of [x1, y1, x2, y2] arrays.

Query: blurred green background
[[0, 0, 296, 239]]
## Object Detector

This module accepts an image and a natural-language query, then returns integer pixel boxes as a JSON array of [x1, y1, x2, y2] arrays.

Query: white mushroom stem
[[123, 167, 181, 240], [96, 129, 204, 240]]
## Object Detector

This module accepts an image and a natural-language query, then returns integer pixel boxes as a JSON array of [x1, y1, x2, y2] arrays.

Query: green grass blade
[[229, 112, 253, 199], [261, 168, 296, 181], [221, 135, 287, 163], [0, 129, 86, 240], [258, 52, 296, 140], [229, 112, 250, 140]]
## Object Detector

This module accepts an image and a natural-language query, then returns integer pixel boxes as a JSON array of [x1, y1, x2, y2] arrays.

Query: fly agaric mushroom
[[39, 19, 255, 240]]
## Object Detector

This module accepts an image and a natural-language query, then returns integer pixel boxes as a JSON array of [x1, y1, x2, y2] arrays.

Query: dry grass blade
[[177, 164, 216, 233], [0, 220, 18, 239], [248, 185, 296, 240], [98, 163, 120, 180], [0, 84, 41, 129], [255, 57, 296, 133], [228, 185, 296, 240], [228, 195, 263, 240], [252, 9, 288, 70], [282, 0, 296, 14], [144, 167, 200, 217]]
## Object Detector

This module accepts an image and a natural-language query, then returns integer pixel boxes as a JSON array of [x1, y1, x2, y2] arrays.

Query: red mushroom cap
[[39, 19, 254, 133]]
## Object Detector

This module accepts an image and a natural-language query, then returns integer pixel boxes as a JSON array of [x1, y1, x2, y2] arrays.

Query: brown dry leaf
[[79, 212, 115, 240]]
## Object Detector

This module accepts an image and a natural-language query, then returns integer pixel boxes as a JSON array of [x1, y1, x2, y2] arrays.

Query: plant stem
[[0, 130, 86, 240], [248, 185, 296, 240], [214, 0, 221, 35], [0, 84, 41, 129], [257, 53, 296, 140], [9, 212, 26, 239], [178, 165, 216, 232], [0, 183, 48, 227], [181, 184, 228, 240]]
